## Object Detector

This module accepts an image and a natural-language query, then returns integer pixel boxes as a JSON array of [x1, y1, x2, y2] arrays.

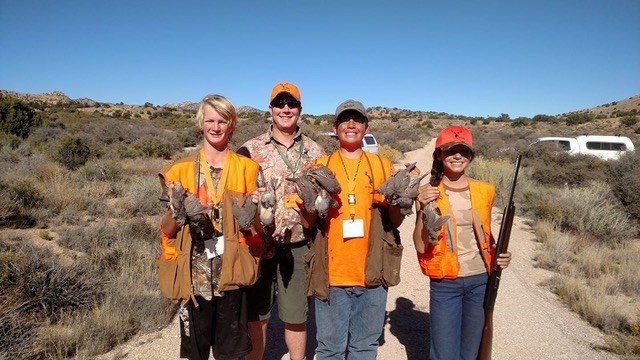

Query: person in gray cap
[[302, 99, 413, 359]]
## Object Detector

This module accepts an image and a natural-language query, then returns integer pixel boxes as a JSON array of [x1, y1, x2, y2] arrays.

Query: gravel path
[[98, 141, 616, 359]]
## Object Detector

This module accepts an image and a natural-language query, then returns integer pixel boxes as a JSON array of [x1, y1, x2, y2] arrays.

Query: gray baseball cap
[[335, 99, 368, 122]]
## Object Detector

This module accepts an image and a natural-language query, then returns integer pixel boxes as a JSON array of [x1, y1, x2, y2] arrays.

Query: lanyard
[[272, 138, 305, 176], [338, 151, 364, 219], [199, 148, 230, 208]]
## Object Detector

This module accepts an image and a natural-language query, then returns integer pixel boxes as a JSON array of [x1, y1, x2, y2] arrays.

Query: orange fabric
[[417, 179, 494, 279], [270, 82, 301, 102], [316, 151, 392, 287], [160, 151, 259, 258]]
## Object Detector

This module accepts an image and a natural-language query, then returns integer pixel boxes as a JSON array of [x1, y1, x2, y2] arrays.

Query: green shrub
[[0, 95, 43, 138], [621, 115, 638, 127], [523, 147, 609, 186], [608, 151, 640, 221], [53, 135, 91, 170]]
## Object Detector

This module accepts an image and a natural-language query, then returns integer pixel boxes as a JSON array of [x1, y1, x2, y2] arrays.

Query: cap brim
[[439, 141, 473, 151]]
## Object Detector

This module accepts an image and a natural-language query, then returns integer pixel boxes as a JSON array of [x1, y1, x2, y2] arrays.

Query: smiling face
[[202, 104, 232, 150], [269, 93, 302, 134], [438, 144, 473, 177], [333, 110, 368, 151]]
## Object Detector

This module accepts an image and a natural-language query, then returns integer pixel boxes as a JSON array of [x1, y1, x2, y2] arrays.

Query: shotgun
[[477, 154, 521, 360]]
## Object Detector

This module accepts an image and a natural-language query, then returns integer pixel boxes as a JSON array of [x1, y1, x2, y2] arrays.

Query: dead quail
[[314, 187, 338, 218], [231, 194, 258, 231], [184, 193, 206, 223], [286, 174, 320, 213], [377, 163, 426, 214], [305, 164, 341, 194], [169, 181, 188, 226], [423, 201, 450, 245], [259, 177, 280, 227]]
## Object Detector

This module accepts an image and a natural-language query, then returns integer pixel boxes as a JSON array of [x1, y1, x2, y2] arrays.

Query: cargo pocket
[[381, 232, 403, 287], [303, 248, 315, 296]]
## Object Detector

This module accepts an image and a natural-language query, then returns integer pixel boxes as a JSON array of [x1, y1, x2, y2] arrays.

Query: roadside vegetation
[[0, 93, 638, 358], [469, 143, 640, 359]]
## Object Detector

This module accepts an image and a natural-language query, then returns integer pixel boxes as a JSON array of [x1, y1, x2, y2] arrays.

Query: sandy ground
[[97, 140, 616, 359]]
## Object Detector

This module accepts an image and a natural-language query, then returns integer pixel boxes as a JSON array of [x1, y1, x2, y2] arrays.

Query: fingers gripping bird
[[258, 168, 280, 227]]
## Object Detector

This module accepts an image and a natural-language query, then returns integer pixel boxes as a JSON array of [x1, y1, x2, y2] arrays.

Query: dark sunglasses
[[444, 146, 473, 158], [336, 115, 367, 124], [271, 98, 301, 109]]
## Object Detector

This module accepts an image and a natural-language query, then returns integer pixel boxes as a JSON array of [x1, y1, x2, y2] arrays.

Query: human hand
[[416, 185, 440, 211], [496, 251, 512, 269]]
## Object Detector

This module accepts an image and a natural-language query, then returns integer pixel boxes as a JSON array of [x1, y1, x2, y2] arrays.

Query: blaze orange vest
[[417, 179, 495, 279], [159, 149, 261, 300]]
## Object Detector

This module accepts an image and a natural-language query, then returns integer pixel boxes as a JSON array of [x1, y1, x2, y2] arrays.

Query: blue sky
[[1, 1, 639, 118]]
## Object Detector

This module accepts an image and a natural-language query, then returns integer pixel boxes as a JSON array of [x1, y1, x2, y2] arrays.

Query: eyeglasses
[[271, 98, 301, 109]]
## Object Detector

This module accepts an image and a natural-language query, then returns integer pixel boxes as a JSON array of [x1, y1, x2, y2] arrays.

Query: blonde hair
[[195, 94, 238, 137]]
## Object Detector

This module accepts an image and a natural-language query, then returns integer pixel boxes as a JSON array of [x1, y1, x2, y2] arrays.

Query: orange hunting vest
[[417, 179, 495, 280], [159, 149, 261, 296]]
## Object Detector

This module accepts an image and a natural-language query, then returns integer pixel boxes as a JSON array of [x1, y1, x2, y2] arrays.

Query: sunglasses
[[336, 115, 367, 124], [443, 146, 473, 158], [271, 98, 301, 109]]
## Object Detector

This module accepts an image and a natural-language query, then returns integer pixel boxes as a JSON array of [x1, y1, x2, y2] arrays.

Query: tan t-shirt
[[444, 185, 486, 277]]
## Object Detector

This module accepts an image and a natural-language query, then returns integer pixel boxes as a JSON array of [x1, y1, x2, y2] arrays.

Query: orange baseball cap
[[270, 82, 301, 102], [435, 125, 473, 150]]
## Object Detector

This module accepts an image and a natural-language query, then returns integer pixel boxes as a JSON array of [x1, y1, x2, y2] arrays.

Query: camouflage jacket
[[238, 126, 325, 248]]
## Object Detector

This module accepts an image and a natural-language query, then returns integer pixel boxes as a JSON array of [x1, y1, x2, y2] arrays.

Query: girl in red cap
[[413, 125, 512, 360]]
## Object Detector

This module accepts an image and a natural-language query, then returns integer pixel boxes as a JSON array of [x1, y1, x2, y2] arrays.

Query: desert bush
[[621, 115, 638, 127], [53, 135, 91, 170], [132, 135, 179, 159], [374, 127, 427, 153], [467, 156, 528, 209], [532, 221, 575, 271], [546, 275, 629, 332], [120, 175, 164, 216], [0, 133, 21, 150], [608, 150, 640, 221], [0, 240, 104, 326], [523, 147, 609, 186], [0, 95, 42, 138], [78, 158, 124, 182], [564, 112, 594, 125], [379, 144, 403, 163], [524, 182, 636, 244]]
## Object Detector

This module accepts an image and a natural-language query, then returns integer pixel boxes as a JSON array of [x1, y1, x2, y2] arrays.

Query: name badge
[[284, 194, 299, 209], [342, 219, 364, 239], [204, 236, 225, 259]]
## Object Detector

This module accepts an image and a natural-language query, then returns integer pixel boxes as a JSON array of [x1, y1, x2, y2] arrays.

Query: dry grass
[[1, 93, 638, 358]]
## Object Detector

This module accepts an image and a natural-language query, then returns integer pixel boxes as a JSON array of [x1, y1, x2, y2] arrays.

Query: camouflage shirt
[[238, 126, 325, 249]]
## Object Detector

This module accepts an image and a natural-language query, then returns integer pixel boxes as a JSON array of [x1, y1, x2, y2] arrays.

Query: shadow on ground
[[382, 296, 430, 360]]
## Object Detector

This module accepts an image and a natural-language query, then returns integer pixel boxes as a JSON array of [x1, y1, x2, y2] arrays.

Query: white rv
[[532, 135, 635, 160]]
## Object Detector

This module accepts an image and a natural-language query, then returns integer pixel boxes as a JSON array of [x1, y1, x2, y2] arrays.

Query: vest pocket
[[381, 232, 403, 286]]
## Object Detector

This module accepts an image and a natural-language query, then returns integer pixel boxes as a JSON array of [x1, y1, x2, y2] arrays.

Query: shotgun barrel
[[477, 154, 521, 360]]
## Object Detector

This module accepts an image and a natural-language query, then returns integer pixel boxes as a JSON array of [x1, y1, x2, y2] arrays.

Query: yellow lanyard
[[199, 149, 230, 229], [338, 151, 363, 219]]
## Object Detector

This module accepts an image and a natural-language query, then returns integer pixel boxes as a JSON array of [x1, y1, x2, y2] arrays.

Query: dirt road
[[98, 140, 615, 359]]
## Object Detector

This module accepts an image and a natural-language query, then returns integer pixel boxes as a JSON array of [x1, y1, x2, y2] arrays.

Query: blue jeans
[[314, 285, 387, 360], [429, 273, 487, 360]]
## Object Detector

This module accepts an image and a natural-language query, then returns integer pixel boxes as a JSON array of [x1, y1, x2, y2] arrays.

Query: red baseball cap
[[270, 82, 301, 102], [435, 125, 473, 150]]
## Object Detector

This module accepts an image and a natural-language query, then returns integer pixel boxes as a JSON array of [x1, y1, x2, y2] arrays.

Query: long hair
[[429, 148, 445, 186]]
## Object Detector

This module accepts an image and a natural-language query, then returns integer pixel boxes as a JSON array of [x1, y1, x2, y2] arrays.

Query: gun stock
[[477, 154, 521, 360]]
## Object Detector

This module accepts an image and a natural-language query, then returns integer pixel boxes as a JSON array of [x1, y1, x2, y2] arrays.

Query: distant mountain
[[1, 89, 638, 118]]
